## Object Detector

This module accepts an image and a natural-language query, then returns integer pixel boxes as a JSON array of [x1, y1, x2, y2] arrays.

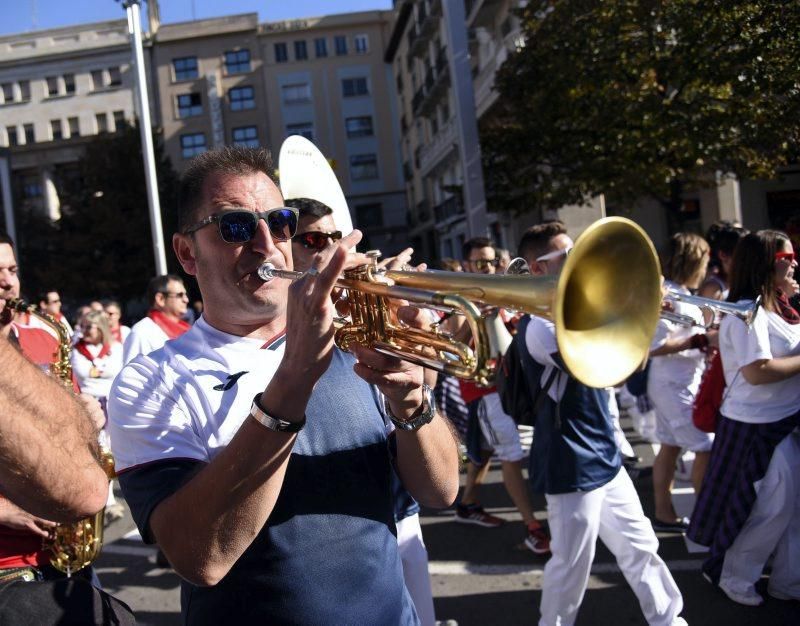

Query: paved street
[[95, 417, 799, 625]]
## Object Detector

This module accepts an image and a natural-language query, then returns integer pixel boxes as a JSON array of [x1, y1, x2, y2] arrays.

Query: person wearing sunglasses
[[284, 197, 343, 272], [122, 274, 191, 365], [107, 146, 459, 626]]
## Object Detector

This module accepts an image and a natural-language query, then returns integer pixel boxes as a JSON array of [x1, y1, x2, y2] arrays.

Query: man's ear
[[173, 233, 197, 276], [527, 259, 545, 276]]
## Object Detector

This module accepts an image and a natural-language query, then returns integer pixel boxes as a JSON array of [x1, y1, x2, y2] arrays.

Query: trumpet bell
[[556, 218, 662, 388]]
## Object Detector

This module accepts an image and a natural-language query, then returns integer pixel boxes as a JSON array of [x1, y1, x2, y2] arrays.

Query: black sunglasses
[[184, 208, 299, 243], [471, 258, 500, 270], [296, 230, 343, 251]]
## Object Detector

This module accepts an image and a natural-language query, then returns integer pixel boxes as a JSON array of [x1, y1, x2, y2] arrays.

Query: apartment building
[[0, 20, 136, 227], [259, 11, 406, 254]]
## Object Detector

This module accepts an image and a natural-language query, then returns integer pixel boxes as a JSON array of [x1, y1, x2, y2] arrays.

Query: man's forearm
[[0, 339, 107, 521], [394, 413, 460, 509]]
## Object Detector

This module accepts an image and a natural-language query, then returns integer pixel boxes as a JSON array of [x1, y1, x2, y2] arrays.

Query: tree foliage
[[481, 0, 800, 216], [18, 123, 180, 305]]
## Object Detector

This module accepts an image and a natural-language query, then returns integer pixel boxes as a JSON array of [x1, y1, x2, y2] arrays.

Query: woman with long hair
[[647, 232, 714, 532], [699, 221, 748, 301], [688, 229, 800, 605], [70, 310, 123, 403]]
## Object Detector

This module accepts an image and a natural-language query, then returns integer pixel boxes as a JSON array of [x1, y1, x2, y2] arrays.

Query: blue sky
[[2, 0, 395, 36]]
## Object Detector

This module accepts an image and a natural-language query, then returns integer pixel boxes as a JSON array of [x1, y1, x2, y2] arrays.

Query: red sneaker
[[454, 503, 504, 527]]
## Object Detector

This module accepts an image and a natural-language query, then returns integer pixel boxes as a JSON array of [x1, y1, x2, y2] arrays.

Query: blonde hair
[[82, 310, 112, 347], [664, 232, 710, 286]]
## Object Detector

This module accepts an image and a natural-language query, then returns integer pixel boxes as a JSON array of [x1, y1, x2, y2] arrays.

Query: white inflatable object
[[278, 135, 353, 234]]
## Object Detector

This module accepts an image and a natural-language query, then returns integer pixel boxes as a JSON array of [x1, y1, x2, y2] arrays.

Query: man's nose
[[249, 217, 277, 255]]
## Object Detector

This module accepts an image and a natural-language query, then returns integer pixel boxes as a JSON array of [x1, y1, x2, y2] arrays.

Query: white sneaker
[[718, 579, 764, 606]]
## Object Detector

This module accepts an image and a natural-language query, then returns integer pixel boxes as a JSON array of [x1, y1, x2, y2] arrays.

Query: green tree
[[18, 123, 180, 304], [481, 0, 800, 220]]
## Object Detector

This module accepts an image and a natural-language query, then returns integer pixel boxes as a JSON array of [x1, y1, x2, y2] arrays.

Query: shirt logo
[[213, 371, 248, 391]]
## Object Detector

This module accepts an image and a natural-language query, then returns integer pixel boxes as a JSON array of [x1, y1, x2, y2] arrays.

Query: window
[[50, 119, 62, 140], [96, 112, 108, 134], [64, 73, 75, 94], [68, 117, 79, 137], [350, 153, 378, 181], [232, 126, 259, 148], [19, 81, 30, 101], [354, 34, 369, 54], [294, 40, 307, 61], [113, 110, 125, 131], [2, 83, 14, 103], [286, 122, 314, 141], [91, 70, 104, 90], [46, 76, 59, 97], [177, 93, 202, 118], [224, 49, 251, 74], [173, 57, 198, 81], [229, 86, 255, 111], [314, 38, 327, 58], [108, 67, 122, 87], [342, 77, 368, 97], [23, 123, 34, 144], [355, 203, 383, 228], [282, 83, 311, 104], [335, 36, 347, 56], [7, 126, 18, 146], [274, 43, 288, 63], [345, 116, 374, 138], [181, 133, 206, 158]]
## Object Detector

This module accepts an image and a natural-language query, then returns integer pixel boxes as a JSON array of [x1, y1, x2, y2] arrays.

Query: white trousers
[[720, 430, 800, 600], [397, 513, 436, 626], [540, 468, 684, 626]]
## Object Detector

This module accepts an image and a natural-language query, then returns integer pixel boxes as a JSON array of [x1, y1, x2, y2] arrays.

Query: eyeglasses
[[469, 258, 500, 270], [184, 208, 299, 244], [162, 291, 189, 300], [296, 230, 343, 251], [775, 251, 796, 263], [535, 246, 573, 262]]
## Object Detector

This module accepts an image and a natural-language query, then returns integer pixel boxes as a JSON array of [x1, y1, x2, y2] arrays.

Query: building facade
[[0, 20, 136, 231]]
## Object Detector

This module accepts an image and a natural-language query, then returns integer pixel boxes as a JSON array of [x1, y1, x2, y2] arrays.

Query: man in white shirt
[[122, 274, 190, 363]]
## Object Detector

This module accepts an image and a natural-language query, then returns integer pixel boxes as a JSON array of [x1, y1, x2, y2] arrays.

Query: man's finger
[[350, 345, 408, 373]]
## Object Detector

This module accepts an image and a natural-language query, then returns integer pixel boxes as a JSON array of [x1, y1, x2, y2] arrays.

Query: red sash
[[148, 309, 190, 339]]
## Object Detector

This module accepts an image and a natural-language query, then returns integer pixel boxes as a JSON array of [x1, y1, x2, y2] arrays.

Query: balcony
[[417, 200, 432, 224], [434, 195, 464, 223], [418, 116, 457, 175], [411, 48, 450, 116]]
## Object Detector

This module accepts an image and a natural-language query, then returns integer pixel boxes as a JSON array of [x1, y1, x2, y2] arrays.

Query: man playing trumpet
[[108, 146, 460, 624]]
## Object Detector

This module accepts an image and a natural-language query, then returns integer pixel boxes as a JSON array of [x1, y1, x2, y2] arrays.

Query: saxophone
[[8, 298, 114, 576]]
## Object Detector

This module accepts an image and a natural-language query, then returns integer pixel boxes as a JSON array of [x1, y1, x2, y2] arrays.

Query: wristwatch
[[386, 384, 437, 431], [249, 393, 306, 433]]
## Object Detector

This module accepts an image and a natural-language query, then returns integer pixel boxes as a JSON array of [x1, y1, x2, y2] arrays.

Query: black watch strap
[[386, 384, 436, 431], [249, 393, 306, 433]]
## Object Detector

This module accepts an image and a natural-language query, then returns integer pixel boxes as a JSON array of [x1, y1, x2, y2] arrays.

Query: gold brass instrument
[[665, 289, 761, 327], [260, 217, 662, 388], [7, 298, 113, 576]]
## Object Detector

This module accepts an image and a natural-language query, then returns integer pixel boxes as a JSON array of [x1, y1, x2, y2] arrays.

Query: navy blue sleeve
[[117, 459, 205, 543]]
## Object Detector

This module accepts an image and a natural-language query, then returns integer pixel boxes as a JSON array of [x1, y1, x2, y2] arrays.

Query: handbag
[[692, 349, 738, 433]]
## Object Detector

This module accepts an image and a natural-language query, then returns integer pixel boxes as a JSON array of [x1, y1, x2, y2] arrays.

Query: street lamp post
[[119, 0, 168, 275]]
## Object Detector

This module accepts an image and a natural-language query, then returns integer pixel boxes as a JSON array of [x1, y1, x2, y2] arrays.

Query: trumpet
[[260, 217, 663, 388], [665, 290, 761, 327]]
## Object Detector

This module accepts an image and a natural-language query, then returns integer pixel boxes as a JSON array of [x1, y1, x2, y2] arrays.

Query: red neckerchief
[[776, 289, 800, 325], [75, 339, 111, 364], [111, 326, 123, 343], [148, 309, 191, 339]]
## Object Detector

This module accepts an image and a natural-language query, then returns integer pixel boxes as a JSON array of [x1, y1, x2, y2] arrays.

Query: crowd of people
[[0, 144, 797, 625]]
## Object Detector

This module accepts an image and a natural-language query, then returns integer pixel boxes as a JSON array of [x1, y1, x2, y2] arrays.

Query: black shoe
[[651, 517, 690, 533]]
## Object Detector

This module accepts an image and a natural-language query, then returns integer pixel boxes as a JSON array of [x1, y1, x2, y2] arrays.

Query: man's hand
[[350, 305, 426, 421], [78, 394, 106, 431], [0, 499, 57, 538]]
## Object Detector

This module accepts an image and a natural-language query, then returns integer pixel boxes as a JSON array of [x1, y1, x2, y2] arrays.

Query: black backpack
[[495, 316, 555, 426]]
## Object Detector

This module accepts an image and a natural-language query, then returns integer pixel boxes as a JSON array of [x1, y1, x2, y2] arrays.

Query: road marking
[[428, 558, 705, 576]]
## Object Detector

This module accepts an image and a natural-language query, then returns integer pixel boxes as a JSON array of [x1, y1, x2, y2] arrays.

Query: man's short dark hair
[[178, 146, 279, 234], [37, 289, 59, 305], [462, 237, 494, 260], [146, 274, 183, 307], [284, 197, 333, 220], [517, 221, 568, 261], [0, 231, 15, 251]]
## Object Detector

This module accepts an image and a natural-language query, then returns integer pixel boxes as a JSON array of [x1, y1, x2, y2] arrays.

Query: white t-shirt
[[719, 304, 800, 423], [71, 341, 124, 400], [122, 316, 169, 365], [108, 316, 285, 471], [648, 282, 706, 394]]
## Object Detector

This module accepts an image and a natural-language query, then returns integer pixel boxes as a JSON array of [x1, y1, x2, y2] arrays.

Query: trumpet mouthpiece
[[257, 263, 276, 282]]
